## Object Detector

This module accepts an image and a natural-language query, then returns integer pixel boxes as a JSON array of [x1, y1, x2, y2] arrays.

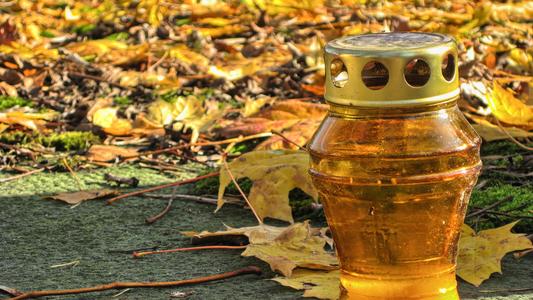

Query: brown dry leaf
[[217, 150, 317, 223], [272, 269, 340, 300], [92, 107, 133, 136], [182, 224, 287, 245], [487, 83, 533, 127], [472, 120, 533, 142], [218, 100, 327, 150], [242, 221, 338, 277], [146, 96, 223, 143], [47, 189, 119, 205], [457, 221, 533, 286], [0, 110, 57, 132], [86, 145, 139, 162]]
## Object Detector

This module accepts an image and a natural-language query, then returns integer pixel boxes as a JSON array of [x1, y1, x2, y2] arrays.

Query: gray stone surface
[[0, 165, 531, 299]]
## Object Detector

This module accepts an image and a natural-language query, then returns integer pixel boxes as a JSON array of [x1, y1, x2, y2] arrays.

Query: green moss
[[36, 131, 100, 151], [0, 131, 33, 144], [481, 140, 532, 156], [0, 96, 33, 111], [113, 96, 132, 107], [72, 24, 96, 35], [467, 184, 533, 232], [105, 32, 129, 41]]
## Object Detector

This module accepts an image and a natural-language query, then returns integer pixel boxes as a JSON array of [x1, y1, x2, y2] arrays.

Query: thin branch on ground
[[128, 132, 273, 158], [271, 130, 307, 151], [106, 172, 219, 205], [145, 190, 175, 224], [0, 168, 45, 183], [466, 196, 513, 219], [62, 158, 84, 190], [145, 193, 243, 206], [222, 154, 263, 225], [133, 245, 248, 258], [8, 266, 261, 300], [495, 118, 533, 151]]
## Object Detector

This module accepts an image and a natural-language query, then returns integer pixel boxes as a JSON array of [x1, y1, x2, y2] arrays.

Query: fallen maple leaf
[[472, 122, 533, 142], [487, 83, 533, 128], [47, 189, 118, 205], [217, 150, 318, 223], [217, 100, 327, 150], [182, 224, 288, 245], [457, 221, 533, 286], [242, 222, 337, 277], [86, 145, 138, 162], [272, 269, 340, 300]]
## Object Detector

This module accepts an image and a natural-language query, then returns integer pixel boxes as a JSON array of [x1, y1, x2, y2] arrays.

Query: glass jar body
[[308, 101, 481, 300]]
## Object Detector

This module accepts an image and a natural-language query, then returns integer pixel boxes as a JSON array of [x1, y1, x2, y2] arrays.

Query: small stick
[[0, 168, 44, 183], [466, 196, 513, 219], [106, 172, 219, 205], [128, 132, 273, 158], [271, 130, 307, 151], [133, 245, 248, 258], [104, 173, 139, 187], [495, 118, 533, 151], [8, 266, 261, 300], [222, 155, 263, 225], [145, 193, 242, 206], [145, 198, 174, 224], [62, 158, 84, 190]]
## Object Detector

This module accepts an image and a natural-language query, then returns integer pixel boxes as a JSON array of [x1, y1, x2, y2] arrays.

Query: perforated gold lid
[[324, 32, 459, 107]]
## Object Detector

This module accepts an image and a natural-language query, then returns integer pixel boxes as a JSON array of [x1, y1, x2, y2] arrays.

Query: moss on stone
[[0, 95, 33, 111], [36, 131, 100, 151]]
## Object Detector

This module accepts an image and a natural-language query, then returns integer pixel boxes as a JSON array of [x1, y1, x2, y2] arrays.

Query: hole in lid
[[330, 58, 348, 88], [361, 61, 388, 90], [442, 53, 455, 81], [404, 58, 430, 87]]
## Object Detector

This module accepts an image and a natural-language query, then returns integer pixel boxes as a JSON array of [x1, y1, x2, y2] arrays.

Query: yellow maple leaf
[[182, 224, 288, 245], [273, 269, 340, 300], [457, 221, 533, 286], [487, 83, 533, 127], [217, 150, 318, 223], [242, 222, 338, 277]]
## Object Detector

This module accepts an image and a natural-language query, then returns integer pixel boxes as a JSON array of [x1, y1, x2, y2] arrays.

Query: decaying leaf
[[182, 224, 288, 245], [242, 222, 338, 277], [217, 150, 318, 223], [86, 145, 138, 162], [472, 122, 533, 142], [47, 189, 118, 205], [457, 221, 533, 286], [218, 100, 327, 150], [272, 269, 340, 300], [487, 83, 533, 127]]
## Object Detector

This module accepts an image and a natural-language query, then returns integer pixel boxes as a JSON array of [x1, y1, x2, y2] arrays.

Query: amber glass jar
[[308, 33, 481, 299]]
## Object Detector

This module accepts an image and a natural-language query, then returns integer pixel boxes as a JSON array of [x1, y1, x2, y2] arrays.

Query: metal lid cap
[[324, 32, 459, 107]]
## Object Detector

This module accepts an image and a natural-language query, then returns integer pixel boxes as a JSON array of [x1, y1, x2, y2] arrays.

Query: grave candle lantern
[[308, 33, 482, 300]]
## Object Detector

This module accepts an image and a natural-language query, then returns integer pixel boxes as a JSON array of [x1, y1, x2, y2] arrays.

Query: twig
[[8, 266, 262, 300], [483, 210, 533, 219], [495, 118, 533, 151], [222, 154, 263, 225], [0, 285, 22, 297], [145, 193, 243, 206], [271, 130, 306, 151], [129, 132, 272, 158], [133, 245, 248, 258], [62, 158, 83, 190], [479, 287, 533, 293], [104, 173, 139, 187], [0, 168, 44, 183], [68, 71, 131, 90], [145, 198, 174, 224], [106, 172, 219, 205], [466, 196, 513, 219]]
